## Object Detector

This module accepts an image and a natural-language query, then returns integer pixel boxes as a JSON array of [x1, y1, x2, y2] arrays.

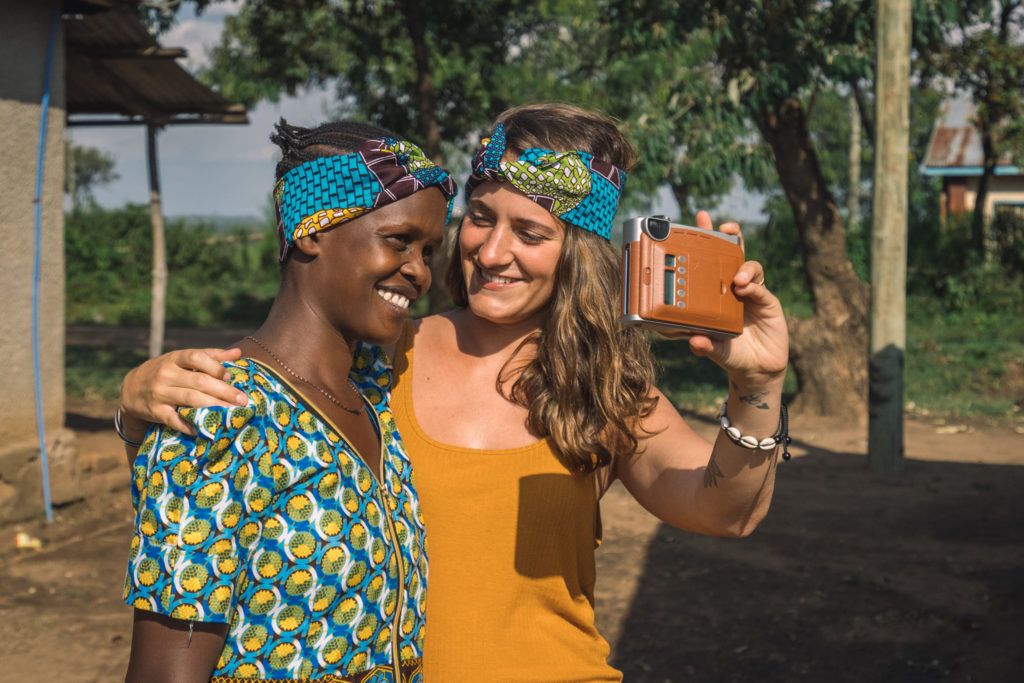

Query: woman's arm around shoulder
[[117, 347, 247, 467]]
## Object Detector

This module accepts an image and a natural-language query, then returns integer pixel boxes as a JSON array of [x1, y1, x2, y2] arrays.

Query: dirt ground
[[1, 397, 1022, 682]]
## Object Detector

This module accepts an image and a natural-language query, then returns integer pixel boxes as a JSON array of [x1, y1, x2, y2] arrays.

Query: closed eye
[[516, 229, 547, 244], [385, 233, 412, 250], [467, 209, 494, 227]]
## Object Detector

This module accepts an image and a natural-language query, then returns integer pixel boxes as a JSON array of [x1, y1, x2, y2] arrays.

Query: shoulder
[[417, 312, 454, 338], [409, 312, 460, 356], [176, 358, 275, 441]]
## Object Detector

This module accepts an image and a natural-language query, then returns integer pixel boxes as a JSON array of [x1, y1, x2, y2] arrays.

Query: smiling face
[[458, 181, 566, 329], [303, 187, 448, 345]]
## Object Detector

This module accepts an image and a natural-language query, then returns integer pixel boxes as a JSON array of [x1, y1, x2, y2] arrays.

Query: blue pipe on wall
[[33, 0, 62, 523]]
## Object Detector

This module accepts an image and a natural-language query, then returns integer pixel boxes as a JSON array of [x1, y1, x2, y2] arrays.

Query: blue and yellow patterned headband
[[464, 123, 627, 240], [273, 137, 458, 261]]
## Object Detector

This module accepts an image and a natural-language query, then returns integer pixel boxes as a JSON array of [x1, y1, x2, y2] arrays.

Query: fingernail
[[236, 393, 248, 405], [223, 372, 232, 381]]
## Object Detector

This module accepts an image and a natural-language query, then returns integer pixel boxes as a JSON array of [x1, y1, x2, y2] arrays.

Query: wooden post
[[868, 0, 911, 475], [65, 138, 75, 211], [146, 124, 167, 359]]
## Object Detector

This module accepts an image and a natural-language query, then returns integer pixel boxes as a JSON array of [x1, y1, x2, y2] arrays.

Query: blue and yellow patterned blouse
[[123, 344, 427, 682]]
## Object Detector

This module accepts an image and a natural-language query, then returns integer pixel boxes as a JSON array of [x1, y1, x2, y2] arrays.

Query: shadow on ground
[[603, 446, 1024, 682]]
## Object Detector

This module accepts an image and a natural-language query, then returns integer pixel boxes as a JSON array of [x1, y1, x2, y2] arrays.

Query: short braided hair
[[271, 118, 400, 181]]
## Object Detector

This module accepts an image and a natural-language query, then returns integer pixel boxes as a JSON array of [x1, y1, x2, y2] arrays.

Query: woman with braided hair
[[119, 119, 455, 682], [119, 103, 789, 681]]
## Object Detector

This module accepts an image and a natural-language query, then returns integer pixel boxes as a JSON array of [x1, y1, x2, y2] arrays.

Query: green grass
[[904, 307, 1024, 420]]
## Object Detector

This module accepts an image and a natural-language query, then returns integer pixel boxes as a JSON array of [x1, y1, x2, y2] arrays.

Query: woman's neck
[[251, 295, 357, 392]]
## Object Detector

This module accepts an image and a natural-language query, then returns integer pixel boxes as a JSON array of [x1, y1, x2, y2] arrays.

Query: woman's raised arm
[[616, 211, 789, 537]]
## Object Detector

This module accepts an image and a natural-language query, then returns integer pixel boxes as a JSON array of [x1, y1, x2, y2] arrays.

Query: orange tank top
[[391, 322, 622, 682]]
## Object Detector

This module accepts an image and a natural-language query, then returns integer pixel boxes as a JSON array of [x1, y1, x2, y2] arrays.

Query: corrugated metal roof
[[64, 3, 247, 125], [922, 95, 1015, 173]]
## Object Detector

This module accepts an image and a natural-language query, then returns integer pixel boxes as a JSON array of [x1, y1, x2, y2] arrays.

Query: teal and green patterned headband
[[274, 137, 457, 261], [464, 123, 627, 240]]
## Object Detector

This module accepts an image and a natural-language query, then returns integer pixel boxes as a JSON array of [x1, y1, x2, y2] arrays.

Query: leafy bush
[[907, 212, 1024, 316], [993, 208, 1024, 275], [66, 205, 279, 327]]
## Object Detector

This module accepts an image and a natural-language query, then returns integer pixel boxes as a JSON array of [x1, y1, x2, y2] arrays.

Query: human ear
[[291, 231, 324, 258]]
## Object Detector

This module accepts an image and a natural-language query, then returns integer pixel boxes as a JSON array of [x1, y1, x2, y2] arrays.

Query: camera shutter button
[[642, 267, 651, 285]]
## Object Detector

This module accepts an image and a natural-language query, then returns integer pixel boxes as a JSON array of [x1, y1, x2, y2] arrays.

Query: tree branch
[[851, 80, 875, 143]]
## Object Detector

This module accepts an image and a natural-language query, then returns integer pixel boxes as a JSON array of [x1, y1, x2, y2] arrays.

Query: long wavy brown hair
[[445, 103, 660, 473]]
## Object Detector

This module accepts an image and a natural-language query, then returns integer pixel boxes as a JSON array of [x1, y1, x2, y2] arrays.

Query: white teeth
[[377, 289, 410, 309], [480, 270, 516, 284]]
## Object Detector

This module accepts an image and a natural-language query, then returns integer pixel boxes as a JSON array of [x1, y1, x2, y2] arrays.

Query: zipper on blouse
[[366, 399, 406, 682], [346, 379, 406, 682]]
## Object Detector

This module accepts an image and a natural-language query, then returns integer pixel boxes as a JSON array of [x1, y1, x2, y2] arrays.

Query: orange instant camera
[[620, 216, 745, 339]]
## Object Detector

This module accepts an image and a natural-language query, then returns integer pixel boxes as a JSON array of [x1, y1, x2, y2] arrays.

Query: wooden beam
[[70, 46, 188, 59]]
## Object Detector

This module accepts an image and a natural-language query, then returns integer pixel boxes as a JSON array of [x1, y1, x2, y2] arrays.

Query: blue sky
[[69, 3, 765, 224]]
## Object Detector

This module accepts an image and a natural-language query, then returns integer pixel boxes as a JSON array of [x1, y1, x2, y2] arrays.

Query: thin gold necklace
[[246, 335, 363, 415]]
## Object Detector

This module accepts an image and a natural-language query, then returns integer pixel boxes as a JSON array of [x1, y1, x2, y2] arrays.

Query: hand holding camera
[[620, 211, 789, 384], [621, 214, 745, 339]]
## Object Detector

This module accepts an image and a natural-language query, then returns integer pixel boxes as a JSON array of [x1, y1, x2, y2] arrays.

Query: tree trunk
[[847, 94, 861, 231], [147, 125, 167, 359], [670, 181, 690, 219], [972, 128, 997, 260], [756, 98, 870, 419], [400, 1, 443, 165]]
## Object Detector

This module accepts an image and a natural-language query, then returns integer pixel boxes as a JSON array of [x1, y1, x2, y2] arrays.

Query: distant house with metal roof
[[921, 95, 1024, 224]]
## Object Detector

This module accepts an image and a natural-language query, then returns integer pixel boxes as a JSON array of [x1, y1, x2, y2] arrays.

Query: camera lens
[[646, 217, 671, 241]]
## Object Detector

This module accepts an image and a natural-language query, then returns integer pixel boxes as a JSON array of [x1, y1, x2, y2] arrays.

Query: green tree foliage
[[472, 3, 775, 219], [179, 1, 768, 219], [141, 0, 1017, 416], [192, 0, 556, 163], [603, 22, 775, 218], [65, 205, 279, 328], [64, 143, 119, 209]]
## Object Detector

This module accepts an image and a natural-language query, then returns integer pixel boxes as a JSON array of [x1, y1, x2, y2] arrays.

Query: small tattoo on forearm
[[704, 456, 723, 488]]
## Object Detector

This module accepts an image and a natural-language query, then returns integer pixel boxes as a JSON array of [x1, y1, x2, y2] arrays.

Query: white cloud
[[194, 0, 244, 21], [162, 18, 222, 71], [160, 1, 241, 71]]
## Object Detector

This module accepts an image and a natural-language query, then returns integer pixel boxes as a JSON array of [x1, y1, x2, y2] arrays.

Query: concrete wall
[[0, 1, 73, 520]]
